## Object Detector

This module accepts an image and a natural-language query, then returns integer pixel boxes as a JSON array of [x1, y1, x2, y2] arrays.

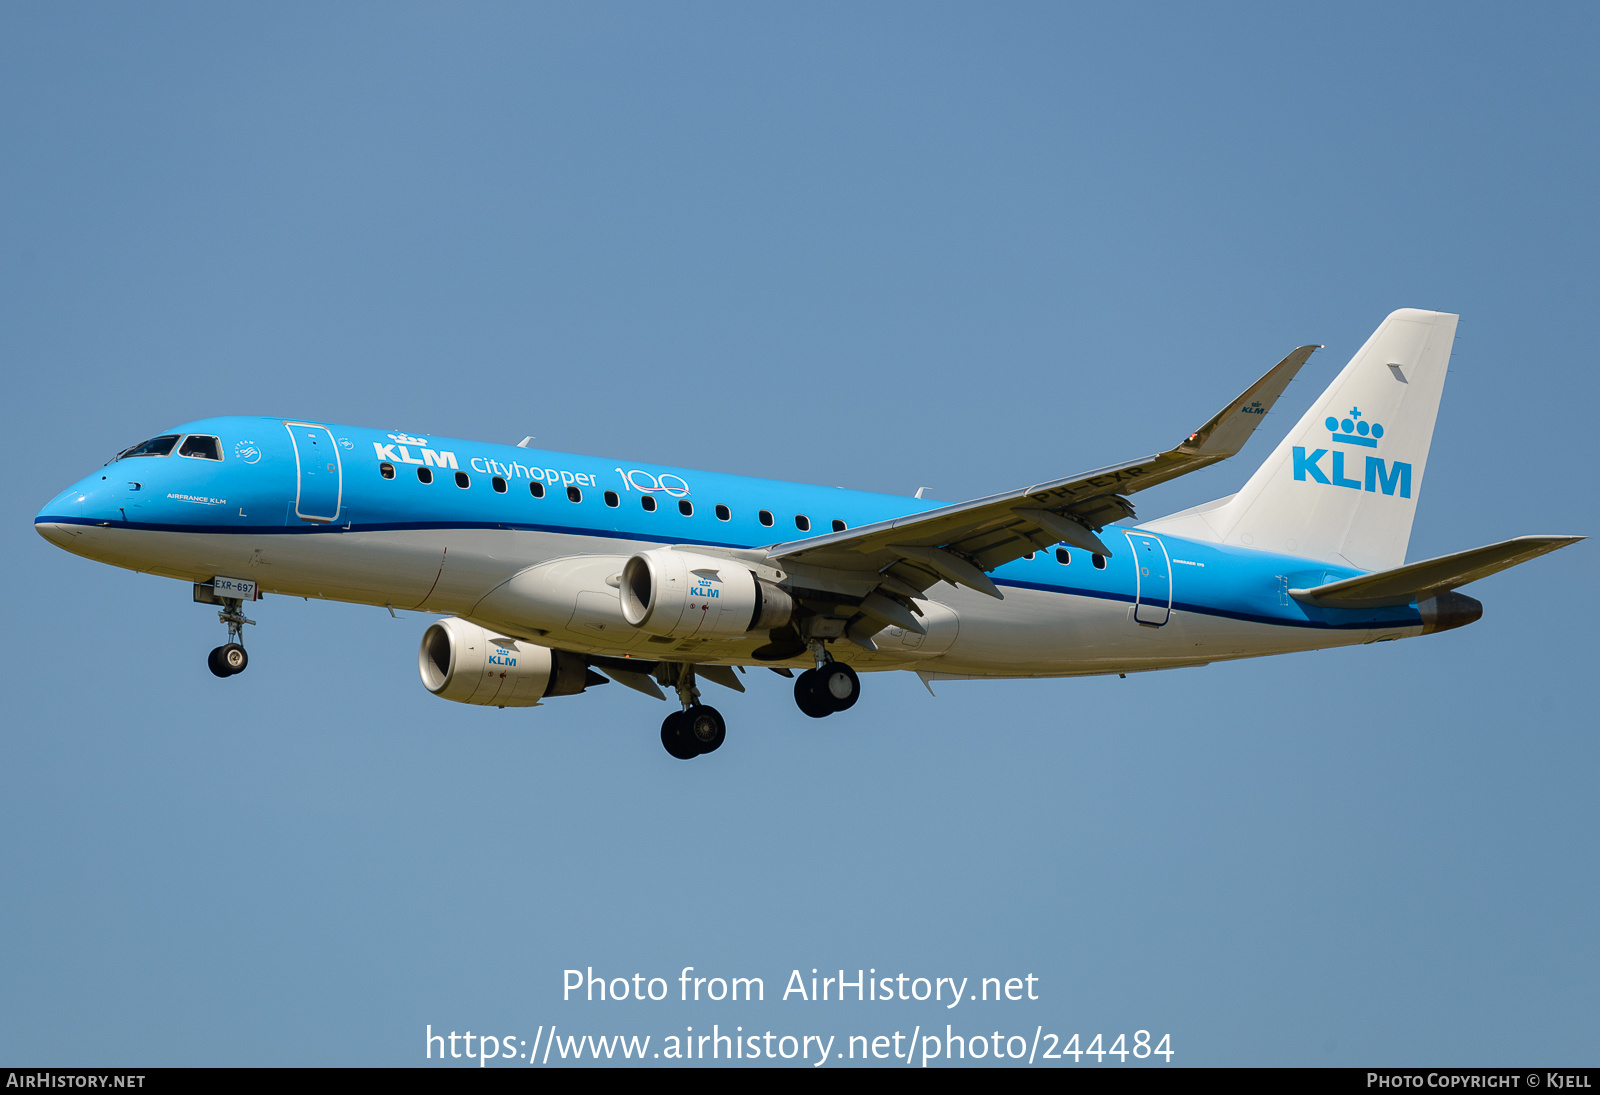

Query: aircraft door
[[284, 422, 342, 522], [1126, 532, 1172, 626]]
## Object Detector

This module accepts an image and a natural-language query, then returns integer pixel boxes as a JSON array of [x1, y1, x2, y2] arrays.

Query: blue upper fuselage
[[36, 415, 1422, 631]]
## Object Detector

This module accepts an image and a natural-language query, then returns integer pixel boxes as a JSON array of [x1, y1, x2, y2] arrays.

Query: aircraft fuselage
[[36, 416, 1431, 680]]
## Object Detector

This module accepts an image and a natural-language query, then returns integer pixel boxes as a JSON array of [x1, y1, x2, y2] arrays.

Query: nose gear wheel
[[207, 643, 248, 678], [206, 594, 255, 678]]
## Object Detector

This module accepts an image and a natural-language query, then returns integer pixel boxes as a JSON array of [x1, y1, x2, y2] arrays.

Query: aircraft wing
[[766, 345, 1318, 605]]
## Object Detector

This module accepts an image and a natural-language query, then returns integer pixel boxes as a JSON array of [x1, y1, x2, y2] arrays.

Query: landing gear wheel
[[208, 644, 247, 678], [219, 643, 248, 675], [817, 662, 859, 711], [683, 705, 726, 754], [794, 670, 835, 718], [795, 662, 860, 716], [660, 712, 698, 760]]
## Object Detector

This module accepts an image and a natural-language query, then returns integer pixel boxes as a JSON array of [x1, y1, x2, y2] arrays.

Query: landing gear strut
[[208, 597, 254, 678], [793, 640, 860, 718], [659, 664, 726, 759]]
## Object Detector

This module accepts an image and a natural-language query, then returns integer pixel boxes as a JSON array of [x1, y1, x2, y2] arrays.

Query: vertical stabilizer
[[1191, 309, 1457, 571]]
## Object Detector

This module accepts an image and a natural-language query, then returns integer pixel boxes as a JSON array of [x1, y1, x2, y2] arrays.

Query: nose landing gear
[[207, 597, 255, 678]]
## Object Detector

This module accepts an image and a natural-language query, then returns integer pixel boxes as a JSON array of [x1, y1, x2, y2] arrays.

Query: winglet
[[1179, 345, 1319, 458]]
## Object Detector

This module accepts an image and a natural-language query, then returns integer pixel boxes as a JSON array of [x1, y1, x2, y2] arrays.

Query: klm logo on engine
[[1293, 407, 1411, 498], [372, 433, 458, 470], [489, 645, 517, 666], [690, 576, 721, 599]]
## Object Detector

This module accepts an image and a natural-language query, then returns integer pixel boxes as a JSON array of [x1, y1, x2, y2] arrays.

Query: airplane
[[33, 309, 1581, 760]]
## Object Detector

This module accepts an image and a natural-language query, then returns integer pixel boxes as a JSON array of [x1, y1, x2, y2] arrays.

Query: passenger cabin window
[[1092, 553, 1107, 570], [492, 476, 507, 493], [715, 504, 730, 521], [417, 467, 434, 484], [832, 519, 846, 532], [641, 495, 657, 512], [1055, 548, 1070, 565], [178, 435, 222, 460], [795, 515, 811, 532], [455, 471, 470, 488], [758, 510, 773, 527], [530, 481, 545, 498], [567, 485, 582, 503], [380, 463, 396, 479], [678, 500, 693, 516], [604, 490, 620, 507], [116, 435, 179, 460]]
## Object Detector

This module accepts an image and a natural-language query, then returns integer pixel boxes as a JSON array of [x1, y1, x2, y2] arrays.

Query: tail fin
[[1153, 309, 1458, 571]]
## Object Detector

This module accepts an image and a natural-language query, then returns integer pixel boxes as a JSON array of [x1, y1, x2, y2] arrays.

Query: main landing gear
[[659, 664, 726, 760], [654, 645, 865, 758], [207, 597, 254, 678], [661, 706, 727, 760], [793, 642, 860, 719]]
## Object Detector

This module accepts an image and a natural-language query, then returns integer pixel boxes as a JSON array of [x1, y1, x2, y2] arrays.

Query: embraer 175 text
[[35, 310, 1581, 759]]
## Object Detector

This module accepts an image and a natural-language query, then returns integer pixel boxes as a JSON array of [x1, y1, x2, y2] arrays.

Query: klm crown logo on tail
[[1327, 406, 1383, 446], [1293, 406, 1411, 498]]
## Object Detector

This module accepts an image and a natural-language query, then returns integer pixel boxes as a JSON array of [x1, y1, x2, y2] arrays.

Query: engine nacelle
[[619, 549, 793, 639], [418, 617, 597, 707]]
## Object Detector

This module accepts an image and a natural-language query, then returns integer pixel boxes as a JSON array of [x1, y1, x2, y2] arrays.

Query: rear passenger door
[[1126, 532, 1172, 626]]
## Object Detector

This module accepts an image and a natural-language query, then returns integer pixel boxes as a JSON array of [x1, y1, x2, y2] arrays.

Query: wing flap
[[695, 664, 747, 693], [596, 666, 667, 700]]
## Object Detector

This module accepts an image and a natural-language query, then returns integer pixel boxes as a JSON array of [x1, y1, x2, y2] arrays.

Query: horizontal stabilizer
[[1289, 535, 1583, 608]]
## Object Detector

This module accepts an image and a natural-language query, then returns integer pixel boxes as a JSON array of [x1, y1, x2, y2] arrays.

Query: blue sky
[[1, 2, 1595, 1066]]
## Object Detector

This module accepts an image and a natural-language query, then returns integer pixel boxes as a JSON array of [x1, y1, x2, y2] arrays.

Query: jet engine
[[619, 549, 793, 639], [418, 617, 603, 707]]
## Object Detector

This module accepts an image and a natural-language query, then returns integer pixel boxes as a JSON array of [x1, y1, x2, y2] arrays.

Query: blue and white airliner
[[34, 309, 1581, 759]]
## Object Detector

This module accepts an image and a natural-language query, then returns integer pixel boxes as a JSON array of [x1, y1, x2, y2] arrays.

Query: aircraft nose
[[35, 483, 88, 547], [35, 519, 80, 548]]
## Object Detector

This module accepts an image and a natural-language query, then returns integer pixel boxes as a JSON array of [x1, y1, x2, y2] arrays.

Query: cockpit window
[[178, 435, 222, 460], [113, 435, 179, 461]]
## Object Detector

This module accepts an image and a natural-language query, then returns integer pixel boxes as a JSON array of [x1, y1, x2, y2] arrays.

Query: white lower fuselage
[[42, 520, 1419, 680]]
